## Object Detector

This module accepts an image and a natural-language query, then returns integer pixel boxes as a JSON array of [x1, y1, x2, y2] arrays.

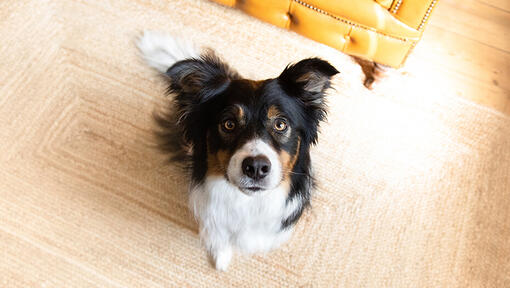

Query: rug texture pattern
[[1, 0, 509, 287]]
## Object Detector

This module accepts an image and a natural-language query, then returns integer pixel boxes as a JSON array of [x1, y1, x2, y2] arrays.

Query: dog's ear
[[278, 58, 339, 144], [164, 51, 240, 152], [278, 57, 339, 100], [166, 50, 240, 102]]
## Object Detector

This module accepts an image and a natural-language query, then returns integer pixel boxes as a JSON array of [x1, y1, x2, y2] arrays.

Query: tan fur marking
[[249, 80, 264, 90], [207, 149, 230, 176], [236, 105, 245, 124], [267, 105, 280, 119], [279, 137, 301, 180]]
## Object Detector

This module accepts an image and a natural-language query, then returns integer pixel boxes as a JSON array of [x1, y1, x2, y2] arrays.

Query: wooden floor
[[406, 0, 510, 115]]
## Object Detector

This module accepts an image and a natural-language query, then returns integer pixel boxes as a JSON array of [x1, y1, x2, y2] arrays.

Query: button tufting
[[283, 12, 291, 22]]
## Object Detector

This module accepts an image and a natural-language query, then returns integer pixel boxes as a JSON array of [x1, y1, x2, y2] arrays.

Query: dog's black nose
[[242, 156, 271, 180]]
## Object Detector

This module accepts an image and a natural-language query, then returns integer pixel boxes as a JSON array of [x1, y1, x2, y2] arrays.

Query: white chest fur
[[189, 176, 298, 270]]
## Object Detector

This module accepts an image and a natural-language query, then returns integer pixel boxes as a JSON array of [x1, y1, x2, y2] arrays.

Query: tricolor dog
[[138, 31, 338, 270]]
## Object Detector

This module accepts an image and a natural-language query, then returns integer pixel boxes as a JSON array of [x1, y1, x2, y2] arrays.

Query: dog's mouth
[[238, 184, 270, 194], [225, 174, 267, 194], [226, 172, 281, 194], [243, 186, 263, 192]]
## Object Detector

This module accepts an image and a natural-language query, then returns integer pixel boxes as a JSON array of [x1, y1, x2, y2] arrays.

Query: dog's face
[[207, 80, 306, 193], [166, 53, 338, 193]]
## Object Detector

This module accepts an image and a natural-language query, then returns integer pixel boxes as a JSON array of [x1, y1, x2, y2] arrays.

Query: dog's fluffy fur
[[138, 31, 338, 270]]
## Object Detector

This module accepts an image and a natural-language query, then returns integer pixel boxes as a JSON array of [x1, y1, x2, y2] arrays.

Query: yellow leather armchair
[[211, 0, 438, 68]]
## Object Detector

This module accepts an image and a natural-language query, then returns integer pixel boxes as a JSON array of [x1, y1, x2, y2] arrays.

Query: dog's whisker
[[282, 169, 311, 177]]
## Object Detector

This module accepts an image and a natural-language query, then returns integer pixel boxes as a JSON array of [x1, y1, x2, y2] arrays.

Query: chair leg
[[353, 57, 391, 89]]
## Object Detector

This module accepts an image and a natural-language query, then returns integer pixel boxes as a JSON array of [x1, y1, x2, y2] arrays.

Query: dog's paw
[[213, 246, 232, 271]]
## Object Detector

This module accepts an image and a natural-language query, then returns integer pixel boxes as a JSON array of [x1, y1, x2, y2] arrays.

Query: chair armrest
[[390, 0, 438, 31]]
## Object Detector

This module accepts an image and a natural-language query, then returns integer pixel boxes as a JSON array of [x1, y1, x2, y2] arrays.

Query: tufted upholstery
[[211, 0, 438, 67]]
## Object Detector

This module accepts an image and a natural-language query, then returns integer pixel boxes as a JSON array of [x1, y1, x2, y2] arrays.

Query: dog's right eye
[[222, 119, 236, 132]]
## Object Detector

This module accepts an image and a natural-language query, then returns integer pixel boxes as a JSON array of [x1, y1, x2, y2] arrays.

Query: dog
[[137, 31, 338, 270]]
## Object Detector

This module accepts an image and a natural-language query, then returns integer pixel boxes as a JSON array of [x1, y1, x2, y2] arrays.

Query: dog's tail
[[137, 30, 200, 73]]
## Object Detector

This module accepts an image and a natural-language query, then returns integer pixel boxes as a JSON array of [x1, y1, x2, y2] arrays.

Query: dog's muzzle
[[227, 139, 282, 194]]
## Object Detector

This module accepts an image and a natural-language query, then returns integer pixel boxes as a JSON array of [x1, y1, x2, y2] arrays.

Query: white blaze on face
[[227, 139, 282, 192]]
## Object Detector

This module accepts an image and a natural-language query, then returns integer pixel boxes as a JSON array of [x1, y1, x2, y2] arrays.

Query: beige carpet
[[1, 0, 509, 287]]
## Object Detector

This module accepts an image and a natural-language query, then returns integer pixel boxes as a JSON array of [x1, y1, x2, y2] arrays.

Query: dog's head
[[165, 52, 338, 194]]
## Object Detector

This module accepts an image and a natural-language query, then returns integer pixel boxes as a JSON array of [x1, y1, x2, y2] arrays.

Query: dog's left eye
[[222, 119, 236, 132], [273, 118, 288, 132]]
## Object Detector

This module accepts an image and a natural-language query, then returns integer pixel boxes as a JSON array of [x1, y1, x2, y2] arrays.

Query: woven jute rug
[[1, 0, 509, 287]]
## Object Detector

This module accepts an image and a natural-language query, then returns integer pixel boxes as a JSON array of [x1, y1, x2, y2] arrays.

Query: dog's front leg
[[199, 222, 233, 271]]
